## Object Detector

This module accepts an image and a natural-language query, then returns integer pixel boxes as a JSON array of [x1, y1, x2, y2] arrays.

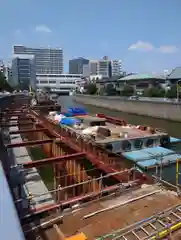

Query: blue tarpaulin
[[67, 107, 87, 115], [122, 146, 181, 168], [60, 117, 81, 126]]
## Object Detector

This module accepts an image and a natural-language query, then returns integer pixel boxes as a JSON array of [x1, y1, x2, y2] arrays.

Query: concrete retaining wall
[[73, 95, 181, 121]]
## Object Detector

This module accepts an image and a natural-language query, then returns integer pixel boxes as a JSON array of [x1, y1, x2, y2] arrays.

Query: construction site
[[1, 94, 181, 240]]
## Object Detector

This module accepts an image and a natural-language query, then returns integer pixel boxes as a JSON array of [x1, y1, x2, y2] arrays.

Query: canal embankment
[[73, 95, 181, 122]]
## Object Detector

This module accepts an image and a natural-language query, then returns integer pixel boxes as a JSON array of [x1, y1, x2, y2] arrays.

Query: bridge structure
[[1, 94, 181, 240]]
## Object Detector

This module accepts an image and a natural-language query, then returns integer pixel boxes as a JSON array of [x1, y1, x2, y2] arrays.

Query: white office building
[[36, 73, 83, 94], [89, 60, 98, 75], [97, 59, 110, 78], [111, 60, 122, 76], [13, 45, 63, 75], [4, 63, 13, 85]]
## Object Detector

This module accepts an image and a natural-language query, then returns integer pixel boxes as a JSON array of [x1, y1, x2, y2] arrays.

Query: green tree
[[105, 83, 116, 96], [0, 71, 13, 92], [144, 87, 165, 98], [85, 83, 97, 95], [165, 85, 177, 98], [121, 85, 134, 97]]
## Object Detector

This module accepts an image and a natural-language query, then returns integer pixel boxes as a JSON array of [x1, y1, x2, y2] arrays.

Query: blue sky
[[1, 0, 181, 73]]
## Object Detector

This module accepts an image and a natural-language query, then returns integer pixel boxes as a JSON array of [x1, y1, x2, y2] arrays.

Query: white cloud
[[158, 45, 179, 54], [128, 41, 179, 54], [128, 41, 154, 51], [35, 25, 52, 33]]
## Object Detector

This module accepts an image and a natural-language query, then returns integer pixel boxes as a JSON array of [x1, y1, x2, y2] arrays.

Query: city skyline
[[0, 0, 181, 73]]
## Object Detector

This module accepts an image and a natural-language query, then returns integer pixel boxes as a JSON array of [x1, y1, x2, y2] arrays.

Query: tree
[[105, 83, 116, 96], [0, 71, 13, 92], [85, 83, 97, 95], [165, 85, 177, 98], [121, 85, 134, 97], [144, 87, 165, 98]]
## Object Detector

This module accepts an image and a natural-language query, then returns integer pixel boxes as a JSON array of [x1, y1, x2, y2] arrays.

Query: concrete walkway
[[9, 117, 54, 210]]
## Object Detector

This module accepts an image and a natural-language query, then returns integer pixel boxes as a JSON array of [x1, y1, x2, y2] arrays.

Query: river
[[58, 95, 181, 138]]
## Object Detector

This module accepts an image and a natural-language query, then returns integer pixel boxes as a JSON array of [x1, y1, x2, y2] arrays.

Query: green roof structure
[[118, 73, 166, 81]]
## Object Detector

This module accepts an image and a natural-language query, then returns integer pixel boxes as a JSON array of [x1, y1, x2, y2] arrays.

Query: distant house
[[116, 73, 166, 94]]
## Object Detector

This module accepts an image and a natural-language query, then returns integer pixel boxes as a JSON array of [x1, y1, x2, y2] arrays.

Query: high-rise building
[[11, 54, 36, 89], [111, 60, 122, 76], [4, 63, 13, 85], [89, 60, 98, 75], [13, 45, 63, 74], [97, 59, 110, 78], [0, 60, 5, 73], [69, 57, 89, 74], [82, 64, 90, 77]]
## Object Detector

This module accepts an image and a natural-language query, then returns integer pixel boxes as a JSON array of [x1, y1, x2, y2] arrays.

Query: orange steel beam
[[9, 128, 47, 135], [23, 152, 85, 168], [6, 139, 53, 148]]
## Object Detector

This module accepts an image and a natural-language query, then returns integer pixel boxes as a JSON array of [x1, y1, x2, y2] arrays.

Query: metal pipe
[[24, 216, 63, 235], [53, 224, 65, 240], [23, 152, 85, 168], [31, 182, 139, 215], [21, 183, 141, 221], [31, 169, 135, 199], [83, 189, 161, 220], [152, 175, 177, 189]]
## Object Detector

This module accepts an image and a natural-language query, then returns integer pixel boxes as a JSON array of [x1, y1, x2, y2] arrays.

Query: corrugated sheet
[[122, 146, 181, 168], [167, 66, 181, 79]]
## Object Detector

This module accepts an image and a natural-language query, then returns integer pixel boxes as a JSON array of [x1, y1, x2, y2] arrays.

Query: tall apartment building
[[89, 60, 98, 75], [4, 63, 13, 85], [13, 45, 63, 74], [69, 57, 89, 74], [111, 60, 122, 76], [11, 54, 36, 89], [97, 59, 111, 78], [87, 58, 122, 78], [0, 60, 5, 73]]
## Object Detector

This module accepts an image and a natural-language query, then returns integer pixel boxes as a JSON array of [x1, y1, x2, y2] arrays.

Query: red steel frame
[[3, 104, 148, 217], [30, 109, 147, 183], [23, 152, 85, 168], [6, 139, 54, 148], [9, 127, 47, 135]]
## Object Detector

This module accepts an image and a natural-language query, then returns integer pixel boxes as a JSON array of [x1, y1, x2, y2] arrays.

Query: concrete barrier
[[73, 95, 181, 121]]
